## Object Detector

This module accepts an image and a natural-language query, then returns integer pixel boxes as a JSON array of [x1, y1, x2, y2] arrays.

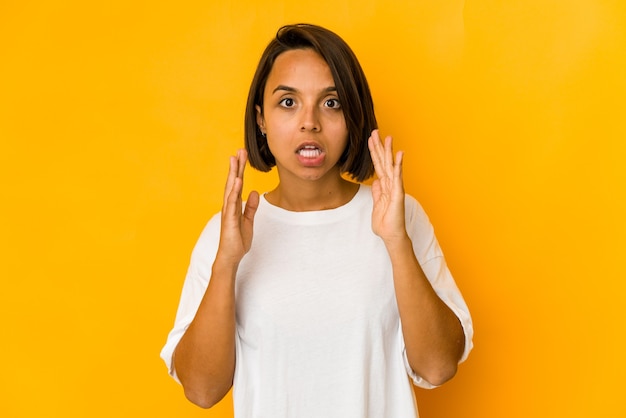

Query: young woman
[[161, 23, 473, 417]]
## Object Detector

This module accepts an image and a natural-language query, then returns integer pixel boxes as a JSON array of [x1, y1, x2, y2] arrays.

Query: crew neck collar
[[259, 184, 369, 224]]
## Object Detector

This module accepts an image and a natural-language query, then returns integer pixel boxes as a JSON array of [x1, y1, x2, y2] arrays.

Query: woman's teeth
[[298, 147, 321, 158]]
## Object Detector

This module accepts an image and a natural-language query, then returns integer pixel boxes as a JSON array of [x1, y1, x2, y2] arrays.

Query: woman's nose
[[300, 105, 320, 132]]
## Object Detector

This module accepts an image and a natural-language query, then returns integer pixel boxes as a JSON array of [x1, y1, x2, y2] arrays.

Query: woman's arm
[[382, 236, 465, 386], [173, 150, 259, 408], [368, 131, 465, 386]]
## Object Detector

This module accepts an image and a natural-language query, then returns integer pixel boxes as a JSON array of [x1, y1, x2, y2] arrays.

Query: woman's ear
[[255, 105, 265, 134]]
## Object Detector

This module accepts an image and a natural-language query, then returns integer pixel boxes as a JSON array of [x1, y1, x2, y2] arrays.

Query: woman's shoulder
[[189, 211, 222, 258], [402, 192, 433, 234]]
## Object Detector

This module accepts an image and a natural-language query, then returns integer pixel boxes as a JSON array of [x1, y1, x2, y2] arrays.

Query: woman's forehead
[[265, 49, 335, 94]]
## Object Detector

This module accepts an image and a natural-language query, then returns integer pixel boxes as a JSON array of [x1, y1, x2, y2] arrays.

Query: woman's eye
[[325, 98, 341, 109], [279, 98, 295, 107]]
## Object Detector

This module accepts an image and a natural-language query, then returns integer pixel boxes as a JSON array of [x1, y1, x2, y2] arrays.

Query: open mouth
[[297, 145, 323, 158]]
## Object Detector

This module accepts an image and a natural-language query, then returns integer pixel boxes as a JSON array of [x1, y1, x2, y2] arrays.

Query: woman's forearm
[[173, 257, 239, 408], [386, 235, 465, 386]]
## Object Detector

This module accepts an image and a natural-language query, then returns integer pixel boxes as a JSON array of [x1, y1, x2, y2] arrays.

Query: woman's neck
[[265, 175, 359, 212]]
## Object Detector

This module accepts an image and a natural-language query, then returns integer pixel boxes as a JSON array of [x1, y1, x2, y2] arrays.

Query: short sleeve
[[159, 213, 222, 383]]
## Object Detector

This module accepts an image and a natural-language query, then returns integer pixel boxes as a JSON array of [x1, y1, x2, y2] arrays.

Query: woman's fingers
[[223, 149, 248, 207], [241, 190, 260, 251], [368, 129, 399, 181], [394, 150, 403, 180], [236, 149, 247, 179], [368, 130, 385, 178], [368, 130, 407, 240], [223, 155, 238, 207], [217, 149, 259, 261], [384, 135, 394, 175]]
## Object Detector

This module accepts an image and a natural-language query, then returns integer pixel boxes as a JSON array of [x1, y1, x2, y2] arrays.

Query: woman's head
[[244, 23, 377, 182]]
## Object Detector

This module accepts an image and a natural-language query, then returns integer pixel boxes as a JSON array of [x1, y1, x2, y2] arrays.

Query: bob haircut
[[244, 23, 377, 182]]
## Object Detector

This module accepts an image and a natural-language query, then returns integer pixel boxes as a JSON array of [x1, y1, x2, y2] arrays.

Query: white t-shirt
[[161, 185, 473, 418]]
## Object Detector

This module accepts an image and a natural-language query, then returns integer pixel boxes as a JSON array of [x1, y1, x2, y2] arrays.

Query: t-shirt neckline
[[259, 184, 369, 224]]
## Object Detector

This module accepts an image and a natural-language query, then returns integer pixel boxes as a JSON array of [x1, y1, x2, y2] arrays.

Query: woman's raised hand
[[217, 149, 259, 266], [367, 130, 408, 244]]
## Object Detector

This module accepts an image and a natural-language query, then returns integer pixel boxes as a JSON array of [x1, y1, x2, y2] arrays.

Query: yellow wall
[[2, 1, 625, 417]]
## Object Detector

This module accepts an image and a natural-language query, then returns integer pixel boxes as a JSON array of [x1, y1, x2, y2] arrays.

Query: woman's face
[[256, 48, 349, 183]]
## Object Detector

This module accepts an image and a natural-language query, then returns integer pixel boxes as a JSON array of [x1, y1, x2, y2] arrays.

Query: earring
[[261, 131, 266, 138]]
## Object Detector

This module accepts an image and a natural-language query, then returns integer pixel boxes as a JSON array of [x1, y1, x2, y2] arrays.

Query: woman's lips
[[296, 144, 325, 166]]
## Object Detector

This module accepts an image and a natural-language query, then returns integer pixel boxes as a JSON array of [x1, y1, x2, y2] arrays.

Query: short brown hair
[[244, 24, 377, 182]]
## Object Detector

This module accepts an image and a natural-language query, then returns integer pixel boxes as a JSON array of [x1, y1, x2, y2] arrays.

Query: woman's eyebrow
[[271, 85, 337, 94], [272, 85, 297, 94]]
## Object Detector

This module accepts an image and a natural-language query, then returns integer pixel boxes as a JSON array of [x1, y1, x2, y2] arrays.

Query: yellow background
[[1, 1, 625, 417]]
